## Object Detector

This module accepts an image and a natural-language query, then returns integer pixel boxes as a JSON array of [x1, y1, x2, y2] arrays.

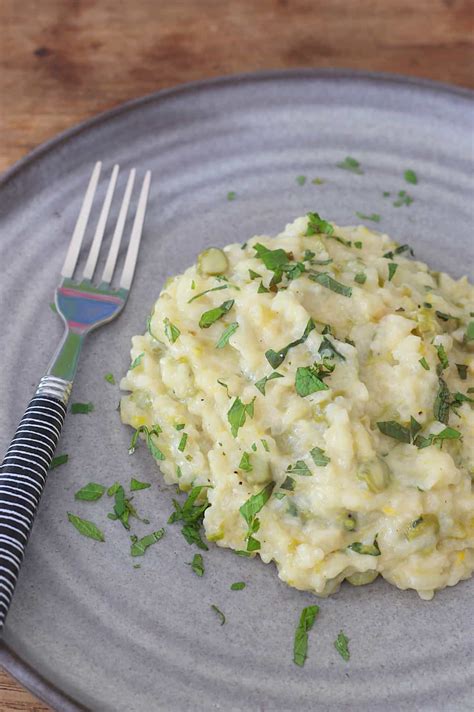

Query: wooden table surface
[[0, 0, 473, 708]]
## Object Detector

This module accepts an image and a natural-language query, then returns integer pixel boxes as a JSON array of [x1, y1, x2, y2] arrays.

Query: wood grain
[[0, 0, 472, 708]]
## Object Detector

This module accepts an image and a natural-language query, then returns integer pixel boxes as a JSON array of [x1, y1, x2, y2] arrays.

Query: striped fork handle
[[0, 376, 70, 631]]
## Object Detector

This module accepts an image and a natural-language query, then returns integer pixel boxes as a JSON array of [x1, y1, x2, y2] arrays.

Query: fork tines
[[61, 162, 151, 291]]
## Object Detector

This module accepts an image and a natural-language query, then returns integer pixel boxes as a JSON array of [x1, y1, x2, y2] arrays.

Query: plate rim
[[1, 66, 472, 710]]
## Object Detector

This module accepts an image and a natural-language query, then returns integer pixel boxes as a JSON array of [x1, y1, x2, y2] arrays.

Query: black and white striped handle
[[0, 389, 68, 630]]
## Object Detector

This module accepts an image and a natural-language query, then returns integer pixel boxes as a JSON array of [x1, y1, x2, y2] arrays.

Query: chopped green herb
[[71, 402, 94, 414], [130, 529, 165, 557], [280, 475, 295, 491], [227, 396, 256, 437], [456, 364, 468, 380], [305, 212, 334, 236], [178, 432, 188, 452], [336, 156, 363, 174], [308, 271, 352, 297], [227, 191, 236, 201], [74, 482, 106, 501], [107, 482, 121, 496], [255, 371, 284, 395], [383, 244, 414, 260], [216, 321, 239, 349], [239, 452, 253, 472], [50, 454, 68, 470], [67, 512, 105, 542], [311, 177, 325, 185], [318, 336, 346, 361], [383, 191, 390, 197], [104, 373, 116, 385], [230, 581, 246, 590], [49, 301, 57, 313], [296, 175, 306, 186], [130, 353, 144, 370], [257, 281, 270, 293], [435, 344, 449, 372], [404, 169, 418, 185], [217, 379, 231, 397], [293, 605, 319, 666], [348, 539, 380, 556], [465, 322, 474, 342], [253, 243, 290, 273], [188, 284, 228, 304], [356, 212, 381, 223], [354, 241, 363, 249], [265, 318, 315, 368], [248, 269, 261, 280], [419, 357, 430, 371], [287, 459, 312, 476], [168, 486, 210, 550], [334, 631, 350, 661], [261, 438, 270, 452], [377, 420, 411, 443], [415, 426, 462, 449], [434, 377, 450, 424], [129, 425, 165, 461], [188, 553, 204, 576], [211, 604, 226, 625], [175, 423, 185, 431], [199, 300, 234, 328], [239, 482, 274, 552], [388, 263, 398, 281], [164, 317, 180, 343], [310, 446, 330, 466], [130, 478, 151, 491], [355, 272, 367, 284], [295, 361, 334, 397], [393, 190, 414, 207]]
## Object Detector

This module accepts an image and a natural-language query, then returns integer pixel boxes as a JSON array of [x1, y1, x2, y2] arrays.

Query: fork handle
[[0, 376, 71, 631]]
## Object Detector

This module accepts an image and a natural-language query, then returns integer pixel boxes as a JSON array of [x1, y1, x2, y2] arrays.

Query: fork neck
[[47, 327, 84, 383]]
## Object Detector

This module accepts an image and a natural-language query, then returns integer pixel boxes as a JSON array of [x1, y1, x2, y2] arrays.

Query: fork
[[0, 162, 151, 630]]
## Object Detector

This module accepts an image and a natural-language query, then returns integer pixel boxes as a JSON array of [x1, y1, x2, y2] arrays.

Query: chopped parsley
[[305, 212, 334, 236], [189, 553, 204, 576], [178, 433, 188, 452], [293, 605, 319, 666], [280, 475, 295, 491], [130, 478, 151, 491], [404, 169, 418, 184], [383, 244, 414, 260], [356, 212, 381, 223], [354, 272, 367, 284], [104, 373, 116, 385], [239, 452, 253, 472], [296, 175, 306, 185], [130, 529, 165, 557], [435, 343, 449, 372], [188, 284, 227, 304], [419, 357, 430, 371], [71, 402, 94, 414], [434, 377, 450, 424], [295, 361, 334, 397], [199, 300, 234, 328], [239, 482, 274, 552], [129, 424, 165, 461], [415, 426, 462, 449], [348, 539, 380, 556], [308, 271, 352, 297], [377, 420, 411, 443], [230, 581, 246, 590], [318, 336, 346, 361], [164, 318, 180, 343], [168, 486, 210, 550], [393, 190, 414, 207], [287, 460, 312, 476], [215, 321, 239, 349], [253, 243, 290, 271], [265, 318, 315, 368], [227, 396, 256, 437], [388, 263, 398, 281], [257, 281, 270, 293], [129, 353, 144, 370], [310, 446, 330, 466], [50, 454, 68, 470], [67, 512, 104, 542], [255, 371, 284, 395], [456, 364, 468, 380], [211, 604, 226, 625], [248, 269, 261, 280], [74, 482, 106, 501], [108, 484, 149, 530], [334, 631, 350, 661], [227, 191, 236, 201], [336, 156, 363, 174]]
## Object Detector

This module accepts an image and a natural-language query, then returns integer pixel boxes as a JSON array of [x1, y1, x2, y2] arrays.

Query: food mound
[[120, 214, 473, 599]]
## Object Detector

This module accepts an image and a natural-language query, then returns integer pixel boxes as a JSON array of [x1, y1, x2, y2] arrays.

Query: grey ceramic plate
[[0, 70, 473, 712]]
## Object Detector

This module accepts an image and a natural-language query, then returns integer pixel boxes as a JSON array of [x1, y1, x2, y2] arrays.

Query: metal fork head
[[55, 163, 151, 334]]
